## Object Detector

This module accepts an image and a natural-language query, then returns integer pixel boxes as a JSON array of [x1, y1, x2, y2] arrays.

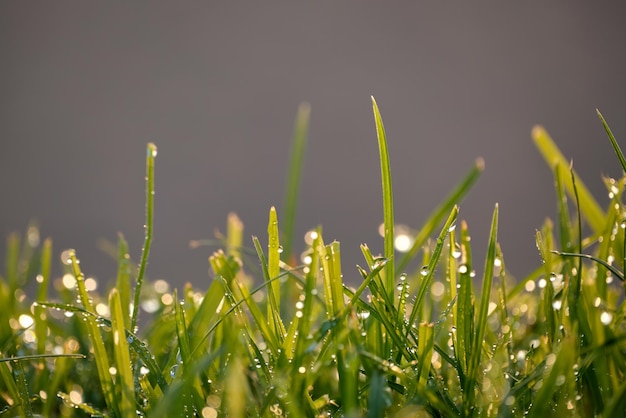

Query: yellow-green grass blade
[[267, 206, 282, 324], [172, 289, 205, 414], [371, 96, 395, 302], [397, 158, 484, 274], [67, 251, 118, 416], [417, 321, 434, 387], [533, 126, 605, 234], [132, 142, 157, 332], [57, 391, 104, 416], [188, 279, 226, 357], [282, 102, 311, 260], [115, 233, 132, 330], [226, 212, 244, 260], [597, 109, 626, 174], [109, 288, 136, 416], [37, 300, 169, 393]]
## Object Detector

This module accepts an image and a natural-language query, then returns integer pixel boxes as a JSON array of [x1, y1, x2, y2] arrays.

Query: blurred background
[[1, 2, 625, 289]]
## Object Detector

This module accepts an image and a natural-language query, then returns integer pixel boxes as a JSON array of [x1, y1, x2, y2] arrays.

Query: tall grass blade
[[132, 142, 157, 331], [282, 102, 310, 260], [464, 203, 498, 415], [371, 96, 395, 301], [67, 251, 118, 416]]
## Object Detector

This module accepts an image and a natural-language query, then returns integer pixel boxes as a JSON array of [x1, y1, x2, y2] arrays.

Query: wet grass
[[1, 101, 625, 417]]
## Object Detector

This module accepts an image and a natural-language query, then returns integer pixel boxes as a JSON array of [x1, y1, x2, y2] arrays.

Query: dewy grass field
[[1, 98, 625, 417]]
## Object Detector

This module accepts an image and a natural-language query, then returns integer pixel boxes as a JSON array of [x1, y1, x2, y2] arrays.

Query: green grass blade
[[267, 206, 281, 320], [109, 288, 136, 416], [532, 125, 605, 234], [397, 158, 484, 273], [464, 203, 499, 414], [116, 233, 132, 330], [35, 237, 52, 355], [597, 109, 626, 174], [67, 251, 118, 416], [282, 102, 310, 260], [11, 360, 33, 418], [371, 96, 395, 302], [407, 206, 458, 328], [132, 142, 157, 331]]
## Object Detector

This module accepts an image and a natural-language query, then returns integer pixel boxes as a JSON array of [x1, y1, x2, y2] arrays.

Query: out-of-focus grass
[[0, 101, 625, 417]]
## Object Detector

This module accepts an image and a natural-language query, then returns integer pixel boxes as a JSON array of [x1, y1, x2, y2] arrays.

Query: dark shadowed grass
[[0, 101, 625, 417]]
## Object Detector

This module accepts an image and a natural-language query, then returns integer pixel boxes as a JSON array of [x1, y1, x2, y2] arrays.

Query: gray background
[[1, 2, 625, 289]]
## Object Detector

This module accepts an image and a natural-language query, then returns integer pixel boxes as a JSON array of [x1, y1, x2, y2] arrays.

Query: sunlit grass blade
[[115, 233, 132, 329], [397, 158, 484, 273], [67, 251, 118, 416], [417, 321, 434, 387], [282, 102, 310, 260], [132, 142, 157, 331], [371, 96, 395, 301], [464, 203, 498, 414], [267, 206, 281, 318], [597, 109, 626, 174], [57, 392, 104, 416], [532, 125, 605, 234], [109, 288, 136, 416]]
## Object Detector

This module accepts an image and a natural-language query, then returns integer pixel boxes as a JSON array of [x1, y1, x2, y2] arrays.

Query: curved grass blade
[[372, 96, 395, 301], [132, 142, 157, 331], [532, 126, 604, 234], [597, 109, 626, 174], [552, 251, 624, 281], [282, 102, 310, 259], [0, 354, 85, 363]]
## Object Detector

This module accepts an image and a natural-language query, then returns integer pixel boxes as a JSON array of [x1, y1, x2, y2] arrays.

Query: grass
[[1, 99, 625, 417]]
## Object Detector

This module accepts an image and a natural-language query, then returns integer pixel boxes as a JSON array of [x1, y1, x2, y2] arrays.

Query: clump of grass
[[1, 100, 625, 417]]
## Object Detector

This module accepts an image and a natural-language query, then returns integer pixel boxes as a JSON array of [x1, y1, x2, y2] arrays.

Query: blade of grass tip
[[67, 251, 118, 416], [532, 125, 605, 235], [465, 203, 499, 412], [116, 233, 132, 330], [597, 109, 626, 174], [282, 102, 311, 260], [226, 212, 244, 260], [397, 158, 484, 274], [109, 288, 136, 416], [372, 96, 395, 301], [131, 142, 157, 332]]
